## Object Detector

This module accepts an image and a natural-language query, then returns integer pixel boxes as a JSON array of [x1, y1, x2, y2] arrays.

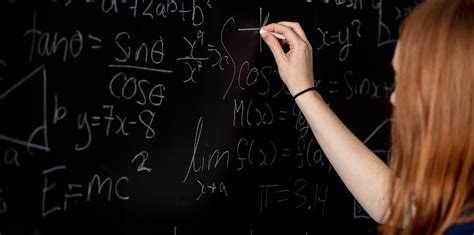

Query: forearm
[[260, 21, 393, 223], [296, 91, 392, 223]]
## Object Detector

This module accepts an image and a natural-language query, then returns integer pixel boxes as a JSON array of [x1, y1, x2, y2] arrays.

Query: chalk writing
[[114, 31, 165, 65], [259, 180, 328, 215], [354, 200, 370, 219], [343, 70, 393, 99], [87, 174, 129, 201], [220, 17, 237, 100], [396, 2, 420, 20], [372, 0, 398, 47], [3, 148, 20, 168], [322, 0, 363, 10], [296, 138, 332, 174], [237, 7, 271, 53], [292, 103, 311, 139], [183, 116, 230, 183], [53, 93, 67, 125], [24, 11, 83, 62], [42, 165, 66, 217], [0, 0, 402, 232], [75, 105, 157, 151], [233, 99, 274, 127], [315, 19, 362, 61], [0, 65, 51, 153], [177, 30, 208, 83], [236, 138, 277, 170], [108, 72, 166, 106], [131, 151, 152, 173], [128, 0, 178, 19], [41, 165, 130, 217], [0, 188, 6, 214], [88, 34, 102, 50], [0, 60, 6, 82], [98, 0, 212, 26], [195, 180, 228, 200], [224, 61, 274, 98], [207, 44, 229, 71]]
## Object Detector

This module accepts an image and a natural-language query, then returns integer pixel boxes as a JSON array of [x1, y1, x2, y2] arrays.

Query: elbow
[[373, 216, 385, 225], [363, 203, 390, 224], [370, 205, 415, 228], [370, 210, 389, 225]]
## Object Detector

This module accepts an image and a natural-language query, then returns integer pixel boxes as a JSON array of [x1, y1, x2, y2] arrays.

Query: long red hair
[[381, 0, 474, 234]]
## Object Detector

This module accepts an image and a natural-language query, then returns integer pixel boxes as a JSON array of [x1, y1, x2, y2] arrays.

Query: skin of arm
[[261, 22, 393, 223]]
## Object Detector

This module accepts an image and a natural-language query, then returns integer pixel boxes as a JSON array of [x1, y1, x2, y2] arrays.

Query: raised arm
[[261, 22, 392, 223]]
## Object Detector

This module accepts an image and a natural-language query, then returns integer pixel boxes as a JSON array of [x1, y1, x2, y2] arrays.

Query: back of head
[[382, 0, 474, 234]]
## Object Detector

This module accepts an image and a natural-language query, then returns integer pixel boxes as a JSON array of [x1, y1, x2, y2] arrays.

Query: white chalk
[[259, 29, 286, 40]]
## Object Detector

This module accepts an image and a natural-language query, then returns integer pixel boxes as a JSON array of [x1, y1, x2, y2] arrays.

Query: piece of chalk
[[259, 29, 286, 40]]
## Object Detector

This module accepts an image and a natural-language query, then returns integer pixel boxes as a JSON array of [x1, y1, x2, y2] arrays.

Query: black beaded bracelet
[[293, 87, 317, 100]]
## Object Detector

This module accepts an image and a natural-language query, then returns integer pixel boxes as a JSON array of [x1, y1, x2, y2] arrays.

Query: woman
[[260, 0, 473, 234]]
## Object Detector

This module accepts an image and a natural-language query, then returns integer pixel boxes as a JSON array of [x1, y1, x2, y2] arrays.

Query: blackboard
[[0, 0, 418, 234]]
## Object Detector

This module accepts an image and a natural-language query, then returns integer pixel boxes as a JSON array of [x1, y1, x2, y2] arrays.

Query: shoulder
[[445, 221, 474, 235]]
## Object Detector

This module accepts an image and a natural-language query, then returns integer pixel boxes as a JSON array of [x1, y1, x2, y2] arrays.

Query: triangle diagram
[[0, 65, 50, 152]]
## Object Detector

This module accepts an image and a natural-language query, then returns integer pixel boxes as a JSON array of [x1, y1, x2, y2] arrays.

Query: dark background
[[0, 0, 418, 234]]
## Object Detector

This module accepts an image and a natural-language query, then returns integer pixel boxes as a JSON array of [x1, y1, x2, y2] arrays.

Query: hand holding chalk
[[259, 29, 286, 40], [260, 22, 315, 97]]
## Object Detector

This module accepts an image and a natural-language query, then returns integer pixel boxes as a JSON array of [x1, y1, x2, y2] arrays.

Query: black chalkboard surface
[[0, 0, 418, 234]]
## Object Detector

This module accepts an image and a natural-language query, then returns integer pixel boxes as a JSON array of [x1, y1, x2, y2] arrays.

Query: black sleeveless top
[[445, 209, 474, 235], [445, 221, 474, 235]]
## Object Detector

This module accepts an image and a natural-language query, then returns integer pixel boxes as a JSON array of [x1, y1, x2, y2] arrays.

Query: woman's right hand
[[261, 22, 316, 97]]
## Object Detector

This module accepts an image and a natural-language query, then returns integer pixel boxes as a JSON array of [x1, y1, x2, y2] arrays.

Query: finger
[[278, 21, 309, 43], [261, 23, 305, 49], [261, 29, 286, 64]]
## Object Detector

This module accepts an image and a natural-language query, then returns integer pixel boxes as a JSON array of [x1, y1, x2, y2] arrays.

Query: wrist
[[293, 87, 318, 100], [287, 78, 315, 97]]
